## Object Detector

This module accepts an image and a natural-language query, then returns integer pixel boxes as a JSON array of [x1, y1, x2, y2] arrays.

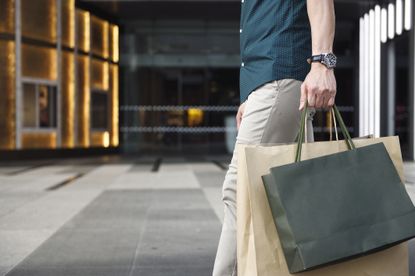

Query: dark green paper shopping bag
[[262, 105, 415, 273]]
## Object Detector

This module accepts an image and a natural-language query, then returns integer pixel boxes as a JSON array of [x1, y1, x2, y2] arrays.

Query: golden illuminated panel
[[91, 59, 109, 90], [21, 132, 57, 149], [90, 131, 109, 148], [109, 24, 119, 63], [61, 0, 75, 48], [90, 15, 109, 59], [21, 0, 57, 43], [109, 65, 119, 147], [22, 44, 57, 80], [188, 108, 204, 126], [76, 55, 90, 147], [0, 41, 16, 150], [61, 51, 75, 148], [76, 10, 90, 53], [0, 0, 15, 34]]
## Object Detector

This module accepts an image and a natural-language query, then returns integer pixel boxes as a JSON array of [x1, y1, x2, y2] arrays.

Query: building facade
[[359, 0, 415, 160], [0, 0, 119, 151]]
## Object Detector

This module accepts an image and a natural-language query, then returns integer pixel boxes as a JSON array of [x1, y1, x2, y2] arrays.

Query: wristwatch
[[307, 53, 337, 69]]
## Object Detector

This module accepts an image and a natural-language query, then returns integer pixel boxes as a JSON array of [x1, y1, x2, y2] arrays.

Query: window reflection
[[91, 90, 108, 130], [23, 83, 36, 127], [39, 85, 57, 128], [23, 83, 57, 129]]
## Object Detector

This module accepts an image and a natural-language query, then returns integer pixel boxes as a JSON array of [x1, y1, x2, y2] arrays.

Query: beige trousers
[[212, 79, 315, 276]]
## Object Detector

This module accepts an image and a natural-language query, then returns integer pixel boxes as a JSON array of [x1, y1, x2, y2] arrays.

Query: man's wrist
[[310, 62, 333, 71]]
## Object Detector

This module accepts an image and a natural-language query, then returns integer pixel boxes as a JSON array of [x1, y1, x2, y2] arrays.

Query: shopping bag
[[262, 107, 415, 273], [236, 107, 410, 276]]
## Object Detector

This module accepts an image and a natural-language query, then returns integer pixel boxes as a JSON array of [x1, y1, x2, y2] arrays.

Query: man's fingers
[[315, 93, 325, 108], [299, 84, 307, 110], [327, 96, 335, 107], [307, 91, 316, 107], [236, 103, 246, 130], [236, 111, 241, 130]]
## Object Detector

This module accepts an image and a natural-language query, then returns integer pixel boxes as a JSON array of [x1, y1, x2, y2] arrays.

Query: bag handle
[[294, 108, 339, 143], [329, 108, 339, 141], [295, 102, 355, 163]]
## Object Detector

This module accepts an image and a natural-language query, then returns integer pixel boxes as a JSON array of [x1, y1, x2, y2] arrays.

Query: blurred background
[[1, 1, 415, 276], [0, 0, 414, 160]]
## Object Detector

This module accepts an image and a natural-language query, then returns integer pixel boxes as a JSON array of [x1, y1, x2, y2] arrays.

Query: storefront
[[359, 0, 415, 160], [0, 0, 119, 151]]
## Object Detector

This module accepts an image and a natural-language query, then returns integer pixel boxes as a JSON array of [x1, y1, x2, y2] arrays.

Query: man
[[212, 0, 337, 275]]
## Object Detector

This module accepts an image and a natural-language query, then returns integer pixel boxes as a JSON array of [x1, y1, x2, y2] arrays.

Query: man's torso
[[239, 0, 312, 102]]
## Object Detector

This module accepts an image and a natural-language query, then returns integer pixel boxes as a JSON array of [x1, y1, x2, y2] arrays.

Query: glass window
[[38, 85, 57, 128], [91, 90, 108, 130], [23, 83, 36, 127], [23, 83, 57, 129]]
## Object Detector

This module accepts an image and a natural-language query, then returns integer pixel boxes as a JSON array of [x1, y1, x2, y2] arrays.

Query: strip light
[[369, 9, 375, 135], [381, 8, 388, 43], [388, 3, 395, 39], [359, 17, 364, 136], [396, 0, 403, 35], [405, 0, 412, 30], [364, 13, 370, 136], [374, 5, 381, 137]]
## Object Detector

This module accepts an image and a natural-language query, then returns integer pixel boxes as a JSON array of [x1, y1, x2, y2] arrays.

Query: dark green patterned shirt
[[240, 0, 312, 102]]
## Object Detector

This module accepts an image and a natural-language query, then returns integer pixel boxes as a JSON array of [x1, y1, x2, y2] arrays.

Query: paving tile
[[0, 167, 30, 175], [202, 187, 224, 222], [63, 164, 132, 191], [0, 192, 44, 217], [6, 265, 130, 276], [108, 171, 200, 190], [128, 163, 153, 172], [0, 190, 100, 231], [5, 189, 220, 276], [194, 171, 225, 188], [131, 265, 213, 276], [131, 190, 220, 272], [0, 229, 53, 276], [57, 165, 98, 175], [5, 191, 151, 276]]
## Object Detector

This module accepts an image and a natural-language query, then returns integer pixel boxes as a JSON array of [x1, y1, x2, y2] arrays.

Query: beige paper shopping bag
[[237, 136, 408, 276]]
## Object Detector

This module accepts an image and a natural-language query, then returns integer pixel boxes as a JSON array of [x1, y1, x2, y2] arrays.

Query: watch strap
[[307, 54, 323, 64]]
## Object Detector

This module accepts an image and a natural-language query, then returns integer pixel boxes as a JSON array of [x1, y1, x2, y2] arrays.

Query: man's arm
[[299, 0, 336, 110]]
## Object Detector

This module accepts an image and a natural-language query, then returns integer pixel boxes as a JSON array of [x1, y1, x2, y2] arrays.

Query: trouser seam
[[259, 81, 281, 144]]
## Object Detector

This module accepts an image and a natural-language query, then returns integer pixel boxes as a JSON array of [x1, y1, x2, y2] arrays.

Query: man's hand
[[302, 0, 336, 110], [236, 102, 246, 130], [299, 63, 336, 110]]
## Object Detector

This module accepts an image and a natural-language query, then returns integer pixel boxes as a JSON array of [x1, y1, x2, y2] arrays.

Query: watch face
[[323, 53, 337, 68]]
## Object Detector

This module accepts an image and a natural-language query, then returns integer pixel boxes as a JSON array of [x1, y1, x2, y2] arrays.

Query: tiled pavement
[[0, 157, 414, 276], [0, 156, 227, 276]]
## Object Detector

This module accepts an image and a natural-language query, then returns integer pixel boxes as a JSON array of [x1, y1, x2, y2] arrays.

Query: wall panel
[[91, 131, 109, 147], [91, 59, 109, 90], [62, 0, 75, 48], [21, 0, 57, 43], [110, 64, 119, 146], [21, 132, 57, 149], [109, 24, 119, 62], [0, 0, 15, 34], [76, 10, 90, 53], [91, 15, 109, 58], [61, 51, 75, 147], [0, 40, 16, 150], [22, 44, 57, 80], [76, 55, 90, 147]]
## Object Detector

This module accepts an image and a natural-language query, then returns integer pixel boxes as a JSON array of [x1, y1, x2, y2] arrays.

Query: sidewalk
[[0, 157, 414, 275]]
